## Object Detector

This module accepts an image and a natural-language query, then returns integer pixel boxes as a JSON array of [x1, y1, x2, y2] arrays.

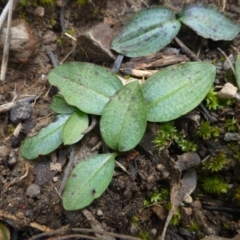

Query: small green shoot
[[165, 204, 181, 226], [202, 152, 227, 172], [139, 231, 150, 240], [234, 187, 240, 206], [144, 188, 169, 207], [205, 87, 220, 110], [187, 221, 200, 232], [197, 121, 220, 139], [224, 118, 239, 132], [202, 177, 228, 194]]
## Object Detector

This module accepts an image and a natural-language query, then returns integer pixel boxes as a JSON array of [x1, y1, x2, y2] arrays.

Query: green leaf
[[50, 94, 77, 114], [142, 62, 216, 122], [62, 153, 116, 210], [100, 81, 147, 152], [48, 62, 123, 115], [21, 115, 69, 160], [178, 4, 240, 41], [62, 110, 89, 145], [236, 55, 240, 90], [111, 6, 181, 57]]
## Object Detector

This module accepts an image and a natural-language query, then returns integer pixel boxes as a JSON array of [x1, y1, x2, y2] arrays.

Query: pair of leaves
[[100, 62, 216, 150], [21, 97, 89, 160], [112, 5, 240, 57]]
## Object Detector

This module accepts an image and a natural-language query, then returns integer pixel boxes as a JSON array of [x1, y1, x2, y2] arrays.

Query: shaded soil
[[1, 0, 240, 239]]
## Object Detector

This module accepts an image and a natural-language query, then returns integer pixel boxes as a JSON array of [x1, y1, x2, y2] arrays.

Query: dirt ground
[[1, 0, 240, 239]]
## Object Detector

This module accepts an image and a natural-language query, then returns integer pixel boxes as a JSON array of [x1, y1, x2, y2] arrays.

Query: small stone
[[10, 101, 31, 123], [0, 19, 37, 63], [42, 30, 57, 45], [8, 149, 18, 166], [183, 194, 193, 203], [77, 22, 116, 63], [181, 207, 192, 216], [223, 54, 235, 71], [0, 145, 10, 162], [34, 6, 44, 17], [218, 82, 237, 99], [150, 228, 157, 236], [53, 176, 59, 182], [26, 184, 40, 198], [224, 132, 240, 141], [97, 209, 103, 216]]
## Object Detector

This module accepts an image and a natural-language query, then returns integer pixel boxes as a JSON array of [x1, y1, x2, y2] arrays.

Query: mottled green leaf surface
[[100, 81, 147, 152], [142, 62, 216, 122], [178, 5, 240, 41], [63, 153, 116, 210], [50, 95, 77, 114], [21, 115, 69, 160], [111, 6, 181, 57], [62, 110, 89, 145], [48, 62, 123, 115], [236, 55, 240, 90]]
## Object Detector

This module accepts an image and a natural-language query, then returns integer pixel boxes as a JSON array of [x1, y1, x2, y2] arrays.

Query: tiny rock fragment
[[97, 209, 103, 216], [8, 149, 18, 166], [223, 54, 235, 71], [218, 82, 237, 99], [50, 162, 62, 172], [76, 23, 116, 63], [176, 152, 201, 171], [224, 132, 240, 141], [34, 6, 44, 17], [10, 101, 31, 123], [26, 184, 40, 198], [183, 194, 193, 204], [0, 19, 37, 63], [0, 145, 10, 162], [42, 30, 57, 45]]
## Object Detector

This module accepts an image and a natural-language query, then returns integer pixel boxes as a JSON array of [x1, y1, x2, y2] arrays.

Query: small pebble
[[150, 228, 157, 236], [0, 145, 10, 162], [10, 101, 31, 123], [42, 30, 57, 45], [34, 6, 44, 17], [218, 82, 237, 99], [224, 132, 240, 141], [0, 19, 37, 63], [97, 209, 103, 216], [26, 184, 40, 198], [223, 54, 235, 71], [183, 194, 193, 204]]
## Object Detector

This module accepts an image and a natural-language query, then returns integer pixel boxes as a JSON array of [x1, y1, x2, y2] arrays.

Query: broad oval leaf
[[111, 6, 181, 57], [142, 62, 216, 122], [100, 81, 147, 152], [62, 153, 116, 210], [62, 110, 89, 145], [21, 115, 69, 160], [48, 62, 123, 115], [50, 95, 77, 114], [236, 55, 240, 90], [177, 4, 240, 41]]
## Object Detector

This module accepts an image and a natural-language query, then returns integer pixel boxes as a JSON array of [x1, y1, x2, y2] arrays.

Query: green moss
[[202, 152, 227, 172], [202, 177, 228, 194], [224, 118, 239, 132], [153, 122, 196, 152], [197, 121, 220, 139], [139, 231, 150, 240], [77, 0, 87, 5], [234, 187, 240, 206], [187, 221, 200, 232]]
